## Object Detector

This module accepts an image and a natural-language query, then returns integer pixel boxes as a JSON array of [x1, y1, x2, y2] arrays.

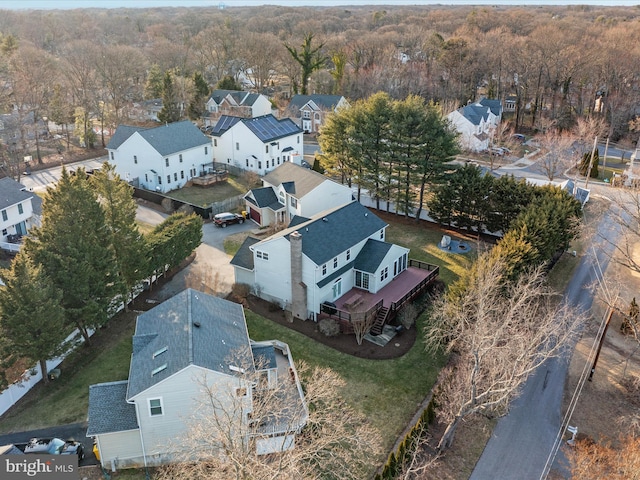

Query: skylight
[[152, 346, 168, 359], [152, 364, 167, 376]]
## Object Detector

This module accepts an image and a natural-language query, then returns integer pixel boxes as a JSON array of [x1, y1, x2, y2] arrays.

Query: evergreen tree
[[188, 72, 210, 120], [144, 63, 164, 99], [158, 70, 181, 124], [25, 168, 119, 345], [0, 252, 68, 385], [91, 163, 147, 312], [216, 75, 242, 91], [578, 150, 600, 178]]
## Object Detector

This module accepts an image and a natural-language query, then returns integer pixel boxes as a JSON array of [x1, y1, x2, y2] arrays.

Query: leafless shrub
[[318, 318, 340, 337]]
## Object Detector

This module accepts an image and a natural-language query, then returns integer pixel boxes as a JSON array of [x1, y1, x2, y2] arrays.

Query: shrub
[[231, 283, 250, 300], [318, 318, 340, 337], [398, 303, 418, 330]]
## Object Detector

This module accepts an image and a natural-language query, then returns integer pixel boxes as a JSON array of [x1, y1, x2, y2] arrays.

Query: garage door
[[249, 207, 261, 225]]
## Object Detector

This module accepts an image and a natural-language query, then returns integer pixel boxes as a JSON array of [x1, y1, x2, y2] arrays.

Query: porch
[[320, 259, 439, 336]]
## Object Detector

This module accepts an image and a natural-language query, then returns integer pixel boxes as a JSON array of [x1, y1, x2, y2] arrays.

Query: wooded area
[[1, 3, 639, 167]]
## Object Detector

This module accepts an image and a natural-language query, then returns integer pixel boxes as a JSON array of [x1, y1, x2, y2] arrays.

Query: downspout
[[130, 400, 148, 468]]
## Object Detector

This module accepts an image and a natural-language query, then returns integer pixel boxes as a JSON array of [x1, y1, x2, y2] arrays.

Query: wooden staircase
[[370, 306, 389, 336]]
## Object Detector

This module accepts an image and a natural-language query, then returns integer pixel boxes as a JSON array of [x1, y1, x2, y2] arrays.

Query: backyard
[[0, 210, 476, 478]]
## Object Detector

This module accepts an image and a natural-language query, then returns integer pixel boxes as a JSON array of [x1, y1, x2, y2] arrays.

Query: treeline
[[430, 163, 582, 280], [0, 164, 202, 387], [0, 3, 639, 153], [318, 92, 459, 218]]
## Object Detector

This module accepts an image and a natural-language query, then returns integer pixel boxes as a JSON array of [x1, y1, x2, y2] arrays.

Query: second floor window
[[236, 142, 240, 150], [165, 158, 169, 167], [110, 152, 114, 160], [17, 203, 23, 215], [167, 175, 171, 183], [179, 154, 183, 163], [333, 257, 338, 268], [1, 210, 7, 221], [133, 155, 137, 164]]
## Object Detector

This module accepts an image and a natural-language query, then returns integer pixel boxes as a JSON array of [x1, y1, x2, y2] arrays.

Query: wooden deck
[[333, 266, 434, 313], [319, 260, 439, 333]]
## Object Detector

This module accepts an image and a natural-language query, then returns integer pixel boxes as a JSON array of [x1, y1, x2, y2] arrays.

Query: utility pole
[[588, 306, 614, 381], [583, 136, 598, 189], [602, 137, 609, 173]]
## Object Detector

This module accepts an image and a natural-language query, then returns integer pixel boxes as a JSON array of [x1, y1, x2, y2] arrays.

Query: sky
[[1, 0, 639, 9]]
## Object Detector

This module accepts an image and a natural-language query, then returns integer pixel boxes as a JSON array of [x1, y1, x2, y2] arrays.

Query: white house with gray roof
[[87, 289, 307, 471], [231, 201, 409, 321], [204, 90, 272, 124], [106, 121, 212, 193], [447, 98, 502, 152], [243, 162, 353, 227], [287, 94, 349, 134], [211, 114, 303, 175], [0, 177, 42, 251]]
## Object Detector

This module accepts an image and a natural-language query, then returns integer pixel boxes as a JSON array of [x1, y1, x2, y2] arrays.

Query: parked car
[[213, 212, 245, 228], [23, 438, 84, 460], [512, 133, 526, 143], [489, 147, 505, 156]]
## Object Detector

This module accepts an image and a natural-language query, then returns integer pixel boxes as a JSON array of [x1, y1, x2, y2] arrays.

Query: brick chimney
[[290, 231, 307, 320]]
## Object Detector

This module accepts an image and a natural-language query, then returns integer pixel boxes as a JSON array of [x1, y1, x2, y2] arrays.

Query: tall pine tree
[[0, 252, 68, 385], [26, 168, 119, 344], [158, 70, 181, 124]]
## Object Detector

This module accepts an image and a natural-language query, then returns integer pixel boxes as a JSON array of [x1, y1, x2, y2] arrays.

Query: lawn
[[166, 175, 258, 207]]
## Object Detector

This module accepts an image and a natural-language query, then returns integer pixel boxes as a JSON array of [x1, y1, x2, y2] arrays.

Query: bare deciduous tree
[[155, 356, 381, 480], [535, 127, 576, 180], [425, 256, 581, 452], [566, 435, 640, 480]]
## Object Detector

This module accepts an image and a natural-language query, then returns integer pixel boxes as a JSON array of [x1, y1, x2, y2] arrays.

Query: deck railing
[[320, 298, 383, 331], [390, 261, 439, 315]]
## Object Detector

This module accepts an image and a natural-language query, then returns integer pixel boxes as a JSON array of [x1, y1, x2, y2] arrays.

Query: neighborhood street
[[470, 185, 616, 480]]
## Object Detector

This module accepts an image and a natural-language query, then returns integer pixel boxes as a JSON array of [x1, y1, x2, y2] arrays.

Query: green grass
[[384, 217, 476, 285], [0, 314, 136, 433], [245, 310, 445, 450], [166, 176, 256, 206]]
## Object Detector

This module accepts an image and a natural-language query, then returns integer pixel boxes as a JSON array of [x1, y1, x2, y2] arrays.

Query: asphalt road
[[469, 194, 618, 480], [0, 423, 97, 466]]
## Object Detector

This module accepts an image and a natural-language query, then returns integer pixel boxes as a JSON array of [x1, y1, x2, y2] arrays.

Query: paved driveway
[[0, 423, 97, 466]]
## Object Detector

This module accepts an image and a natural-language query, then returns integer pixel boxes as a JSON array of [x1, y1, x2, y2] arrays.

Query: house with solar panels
[[106, 121, 212, 193], [447, 98, 503, 152], [204, 90, 272, 125], [87, 289, 307, 471], [211, 114, 304, 175], [287, 94, 349, 134], [243, 162, 353, 227]]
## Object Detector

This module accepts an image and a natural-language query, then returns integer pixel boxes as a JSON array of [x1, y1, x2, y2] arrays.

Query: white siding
[[234, 267, 255, 287], [253, 237, 292, 306], [132, 365, 243, 458], [94, 430, 143, 469], [110, 133, 211, 193], [299, 182, 353, 219], [369, 244, 410, 294], [0, 199, 36, 241]]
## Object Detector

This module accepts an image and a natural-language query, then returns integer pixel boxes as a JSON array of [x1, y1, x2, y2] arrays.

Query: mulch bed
[[240, 294, 417, 360]]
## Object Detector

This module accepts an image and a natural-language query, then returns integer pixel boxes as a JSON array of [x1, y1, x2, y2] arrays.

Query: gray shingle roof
[[354, 239, 393, 273], [289, 94, 344, 111], [248, 187, 280, 208], [251, 344, 277, 369], [126, 289, 251, 399], [263, 201, 386, 266], [479, 98, 503, 117], [262, 162, 331, 199], [0, 177, 36, 210], [230, 237, 260, 270], [87, 381, 139, 436], [212, 115, 301, 142], [458, 103, 492, 126], [107, 121, 210, 156]]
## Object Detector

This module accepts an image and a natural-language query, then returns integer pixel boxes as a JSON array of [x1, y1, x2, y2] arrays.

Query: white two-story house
[[211, 114, 303, 175], [0, 177, 42, 250], [243, 162, 353, 227], [231, 201, 410, 321], [87, 289, 307, 471], [447, 98, 503, 152], [106, 121, 212, 193]]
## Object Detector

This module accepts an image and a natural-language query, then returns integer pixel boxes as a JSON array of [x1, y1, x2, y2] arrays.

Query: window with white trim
[[256, 251, 269, 260], [149, 398, 163, 416], [333, 257, 338, 268], [380, 267, 389, 281], [133, 155, 137, 164], [18, 203, 23, 215], [346, 249, 351, 261], [165, 158, 169, 167], [322, 264, 327, 275], [179, 154, 183, 163], [110, 152, 114, 160], [1, 210, 7, 221]]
